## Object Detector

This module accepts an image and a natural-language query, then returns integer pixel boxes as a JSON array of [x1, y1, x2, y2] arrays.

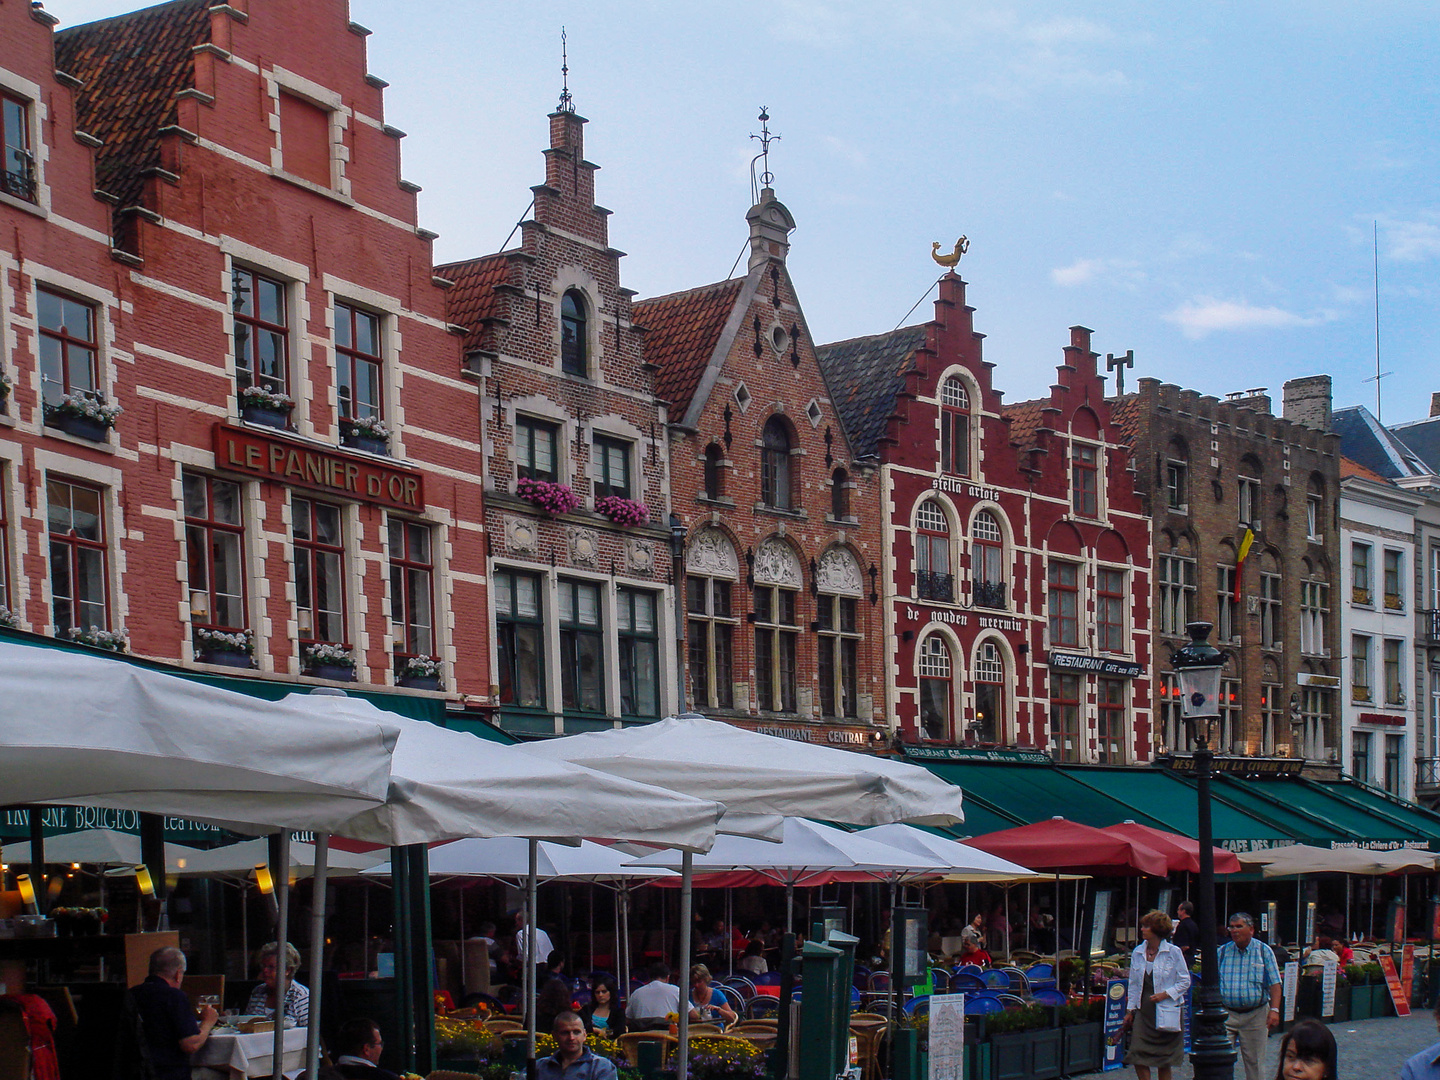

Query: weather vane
[[750, 107, 780, 203], [557, 28, 574, 113], [931, 237, 969, 269]]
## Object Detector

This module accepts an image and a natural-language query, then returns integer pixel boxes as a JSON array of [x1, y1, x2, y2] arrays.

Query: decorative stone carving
[[688, 527, 738, 579], [504, 515, 538, 555], [625, 537, 655, 574], [817, 547, 863, 597], [754, 537, 802, 587], [568, 527, 600, 568]]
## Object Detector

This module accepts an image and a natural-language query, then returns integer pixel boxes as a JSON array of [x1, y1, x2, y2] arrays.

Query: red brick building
[[633, 187, 888, 747], [1, 0, 487, 705], [818, 273, 1155, 761]]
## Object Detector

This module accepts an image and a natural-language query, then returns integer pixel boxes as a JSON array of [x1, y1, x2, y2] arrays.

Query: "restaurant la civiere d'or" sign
[[213, 423, 425, 511]]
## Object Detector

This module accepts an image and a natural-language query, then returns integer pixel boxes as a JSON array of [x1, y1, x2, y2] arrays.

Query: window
[[232, 267, 289, 397], [1049, 673, 1081, 763], [335, 302, 383, 424], [559, 579, 604, 713], [1216, 565, 1236, 642], [1432, 545, 1440, 611], [760, 417, 793, 510], [918, 636, 952, 741], [971, 511, 1005, 610], [618, 587, 659, 718], [292, 496, 345, 646], [0, 471, 9, 613], [1351, 634, 1372, 702], [1300, 580, 1329, 656], [47, 478, 107, 634], [388, 518, 434, 665], [1306, 494, 1323, 541], [1352, 543, 1372, 605], [753, 584, 798, 713], [495, 569, 544, 709], [1384, 638, 1404, 705], [1352, 731, 1372, 783], [183, 473, 246, 636], [940, 377, 970, 476], [687, 575, 735, 709], [515, 416, 559, 482], [1385, 733, 1403, 794], [1047, 561, 1079, 647], [703, 444, 725, 501], [1098, 678, 1125, 764], [1165, 459, 1188, 513], [560, 290, 588, 376], [1160, 674, 1191, 754], [1300, 687, 1329, 761], [1384, 549, 1404, 610], [1097, 568, 1126, 653], [973, 642, 1004, 744], [1071, 443, 1098, 517], [1158, 553, 1197, 636], [1219, 678, 1241, 753], [830, 468, 850, 521], [1260, 665, 1282, 755], [915, 501, 952, 602], [2, 91, 35, 202], [1238, 475, 1260, 526], [817, 594, 859, 719], [1259, 569, 1282, 649], [592, 435, 632, 501], [37, 289, 98, 409]]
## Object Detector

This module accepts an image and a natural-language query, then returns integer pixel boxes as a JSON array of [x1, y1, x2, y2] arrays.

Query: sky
[[46, 1, 1440, 424]]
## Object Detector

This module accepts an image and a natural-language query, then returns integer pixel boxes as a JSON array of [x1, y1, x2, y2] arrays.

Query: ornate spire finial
[[749, 107, 780, 203], [558, 27, 574, 113]]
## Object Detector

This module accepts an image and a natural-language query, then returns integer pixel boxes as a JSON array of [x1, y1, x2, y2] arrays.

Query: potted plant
[[987, 1003, 1061, 1080], [340, 414, 390, 455], [0, 606, 18, 629], [595, 494, 651, 526], [45, 392, 122, 441], [239, 385, 295, 429], [516, 476, 582, 515], [433, 1017, 504, 1076], [65, 626, 129, 652], [194, 627, 254, 668], [303, 642, 356, 682], [1058, 997, 1104, 1075], [396, 654, 442, 690]]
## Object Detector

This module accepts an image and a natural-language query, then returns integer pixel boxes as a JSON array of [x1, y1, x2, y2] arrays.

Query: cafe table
[[192, 1025, 308, 1079]]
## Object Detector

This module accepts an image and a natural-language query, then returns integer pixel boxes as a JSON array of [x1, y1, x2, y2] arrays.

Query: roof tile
[[814, 326, 927, 459], [632, 278, 746, 420], [436, 253, 513, 352]]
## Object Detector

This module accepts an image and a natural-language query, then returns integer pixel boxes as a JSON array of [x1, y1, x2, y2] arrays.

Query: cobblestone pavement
[[1085, 1011, 1438, 1078]]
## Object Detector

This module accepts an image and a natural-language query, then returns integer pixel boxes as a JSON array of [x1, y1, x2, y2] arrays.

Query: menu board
[[928, 994, 965, 1080], [1321, 958, 1337, 1018], [1282, 961, 1299, 1022], [1380, 954, 1412, 1017]]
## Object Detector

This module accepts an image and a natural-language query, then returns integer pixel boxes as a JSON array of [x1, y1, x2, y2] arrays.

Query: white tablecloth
[[193, 1027, 308, 1079]]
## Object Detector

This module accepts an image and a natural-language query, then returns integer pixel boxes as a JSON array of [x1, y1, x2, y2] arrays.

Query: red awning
[[965, 816, 1170, 877], [1103, 820, 1242, 875]]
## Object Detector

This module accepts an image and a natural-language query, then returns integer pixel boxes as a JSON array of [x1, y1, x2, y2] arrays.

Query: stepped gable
[[55, 0, 210, 217], [814, 325, 927, 460], [437, 252, 513, 353], [631, 278, 746, 417]]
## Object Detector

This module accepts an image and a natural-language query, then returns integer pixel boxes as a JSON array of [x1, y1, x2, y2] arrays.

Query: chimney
[[1431, 392, 1440, 418], [1282, 375, 1332, 431], [746, 188, 795, 272], [1225, 388, 1272, 415]]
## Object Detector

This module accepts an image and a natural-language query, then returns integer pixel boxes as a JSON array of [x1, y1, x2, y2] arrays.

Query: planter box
[[49, 412, 109, 441], [1374, 982, 1396, 1017], [1331, 981, 1350, 1023], [242, 403, 291, 430], [398, 673, 442, 691], [990, 1027, 1062, 1080], [893, 1027, 926, 1080], [1348, 982, 1373, 1020], [1294, 974, 1322, 1020], [1061, 1022, 1103, 1076], [200, 648, 253, 669], [307, 662, 356, 682], [342, 431, 390, 455]]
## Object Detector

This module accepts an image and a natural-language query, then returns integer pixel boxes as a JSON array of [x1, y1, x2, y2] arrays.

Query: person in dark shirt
[[1172, 901, 1200, 968], [122, 946, 216, 1080], [330, 1017, 403, 1079]]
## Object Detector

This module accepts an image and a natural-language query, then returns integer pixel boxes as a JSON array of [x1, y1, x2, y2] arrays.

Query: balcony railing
[[917, 570, 954, 603], [973, 579, 1007, 610], [1421, 610, 1440, 647], [1, 167, 36, 203]]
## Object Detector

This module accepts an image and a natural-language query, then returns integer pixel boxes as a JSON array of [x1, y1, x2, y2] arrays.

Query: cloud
[[1052, 259, 1103, 286], [1051, 257, 1144, 289], [1165, 298, 1336, 339], [1380, 213, 1440, 263]]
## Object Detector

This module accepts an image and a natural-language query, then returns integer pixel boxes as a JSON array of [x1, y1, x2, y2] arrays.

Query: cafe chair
[[732, 1018, 778, 1031], [745, 997, 779, 1019], [964, 996, 1004, 1016], [1032, 989, 1067, 1007], [618, 1031, 676, 1066], [182, 974, 226, 1011], [688, 1023, 725, 1034]]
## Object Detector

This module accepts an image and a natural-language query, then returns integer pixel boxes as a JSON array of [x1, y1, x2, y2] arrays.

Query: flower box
[[202, 648, 254, 669], [49, 411, 109, 442], [66, 626, 129, 652], [239, 386, 295, 430], [242, 403, 290, 430], [195, 628, 253, 668], [342, 430, 390, 455], [398, 673, 441, 691], [45, 392, 122, 442], [516, 477, 581, 515], [595, 494, 651, 526], [1060, 1021, 1103, 1075], [304, 643, 356, 682], [397, 656, 442, 690], [1330, 980, 1350, 1022], [308, 662, 356, 682], [341, 416, 390, 455], [1348, 981, 1372, 1020], [892, 1027, 926, 1080]]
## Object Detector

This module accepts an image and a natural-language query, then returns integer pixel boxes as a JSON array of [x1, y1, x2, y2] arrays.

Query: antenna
[[557, 27, 574, 113], [1364, 220, 1392, 422], [749, 107, 779, 204]]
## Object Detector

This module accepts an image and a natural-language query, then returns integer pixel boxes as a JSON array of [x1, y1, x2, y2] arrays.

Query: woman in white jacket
[[1123, 909, 1192, 1080]]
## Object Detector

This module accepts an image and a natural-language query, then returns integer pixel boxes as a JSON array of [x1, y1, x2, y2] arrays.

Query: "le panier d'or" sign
[[213, 423, 425, 510]]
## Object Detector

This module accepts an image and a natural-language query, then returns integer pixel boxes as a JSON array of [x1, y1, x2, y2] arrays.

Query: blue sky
[[50, 2, 1440, 423]]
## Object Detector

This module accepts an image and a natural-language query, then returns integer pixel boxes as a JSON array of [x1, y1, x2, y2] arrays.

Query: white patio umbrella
[[1241, 844, 1437, 877], [2, 828, 154, 867], [525, 714, 965, 1079], [167, 838, 385, 878], [856, 823, 1038, 881], [366, 836, 679, 882]]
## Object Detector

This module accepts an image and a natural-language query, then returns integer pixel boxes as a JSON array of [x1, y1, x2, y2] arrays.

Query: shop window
[[593, 434, 632, 501], [1384, 549, 1404, 610], [1352, 543, 1372, 605], [918, 636, 952, 742], [973, 642, 1004, 744], [388, 518, 434, 667], [1047, 560, 1079, 648], [971, 511, 1005, 610], [687, 574, 735, 709], [754, 583, 798, 713], [47, 478, 108, 634], [1097, 568, 1126, 654], [561, 290, 588, 376], [183, 473, 247, 637], [760, 417, 793, 510], [559, 579, 604, 714], [292, 495, 346, 647], [940, 377, 970, 476], [1071, 443, 1098, 517], [336, 302, 384, 425], [37, 288, 98, 410], [915, 501, 952, 602], [703, 444, 725, 501], [618, 587, 660, 719], [515, 416, 559, 483], [495, 569, 544, 709], [2, 90, 35, 202], [1049, 673, 1081, 763], [1351, 634, 1372, 702], [1098, 678, 1125, 764], [817, 593, 859, 719], [1300, 579, 1329, 656], [232, 267, 290, 398], [1158, 552, 1197, 636], [1352, 731, 1372, 784]]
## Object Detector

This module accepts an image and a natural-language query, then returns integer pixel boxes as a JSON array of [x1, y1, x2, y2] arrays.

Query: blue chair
[[928, 968, 951, 993], [867, 971, 892, 993], [995, 993, 1027, 1009], [754, 972, 783, 987], [746, 996, 779, 1019], [849, 986, 863, 1007], [964, 995, 1004, 1016], [951, 973, 986, 993], [1032, 989, 1066, 1007], [723, 976, 757, 1001], [1025, 963, 1057, 992], [902, 995, 930, 1016], [982, 970, 1010, 990], [957, 964, 983, 978]]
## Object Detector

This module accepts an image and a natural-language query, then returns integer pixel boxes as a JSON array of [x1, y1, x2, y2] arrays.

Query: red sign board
[[1402, 943, 1416, 1002], [1379, 954, 1411, 1016], [1358, 712, 1407, 727], [213, 424, 425, 510]]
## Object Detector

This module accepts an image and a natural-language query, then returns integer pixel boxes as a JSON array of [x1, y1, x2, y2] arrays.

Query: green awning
[[917, 759, 1172, 832], [1250, 777, 1427, 845], [1307, 779, 1440, 844], [1206, 775, 1351, 845]]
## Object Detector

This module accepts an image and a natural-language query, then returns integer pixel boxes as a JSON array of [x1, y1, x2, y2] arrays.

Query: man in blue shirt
[[121, 947, 217, 1080], [1401, 1001, 1440, 1080], [1217, 912, 1282, 1080], [536, 1011, 617, 1080]]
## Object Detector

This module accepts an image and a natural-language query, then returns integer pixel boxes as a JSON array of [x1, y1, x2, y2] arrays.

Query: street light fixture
[[1171, 620, 1236, 1080]]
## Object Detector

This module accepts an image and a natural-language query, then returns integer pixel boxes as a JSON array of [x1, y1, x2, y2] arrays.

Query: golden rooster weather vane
[[931, 237, 969, 268]]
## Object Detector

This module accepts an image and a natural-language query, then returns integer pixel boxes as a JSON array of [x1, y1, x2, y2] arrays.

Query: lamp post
[[668, 513, 688, 714], [1171, 621, 1236, 1080]]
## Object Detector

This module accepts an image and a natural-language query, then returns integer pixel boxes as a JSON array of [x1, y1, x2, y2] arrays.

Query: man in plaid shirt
[[1217, 912, 1282, 1080]]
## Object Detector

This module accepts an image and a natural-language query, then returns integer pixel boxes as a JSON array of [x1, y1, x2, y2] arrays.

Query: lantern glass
[[1177, 663, 1225, 719], [254, 862, 274, 895], [133, 864, 155, 897], [16, 873, 36, 908]]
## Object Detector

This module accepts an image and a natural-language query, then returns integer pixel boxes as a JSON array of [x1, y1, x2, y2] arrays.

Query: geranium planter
[[990, 1027, 1063, 1080], [1331, 981, 1350, 1022], [242, 403, 291, 430], [308, 662, 356, 682], [342, 431, 390, 455], [892, 1027, 926, 1080], [398, 673, 441, 691], [50, 412, 109, 441], [1349, 982, 1373, 1020], [200, 648, 253, 669]]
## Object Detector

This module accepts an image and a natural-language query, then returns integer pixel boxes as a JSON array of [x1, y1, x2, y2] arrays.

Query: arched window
[[560, 290, 587, 376], [686, 528, 739, 710], [761, 417, 793, 509], [971, 510, 1005, 609], [918, 636, 952, 741], [831, 468, 850, 520], [972, 641, 1004, 744], [703, 443, 725, 501], [916, 501, 952, 602], [940, 376, 971, 476]]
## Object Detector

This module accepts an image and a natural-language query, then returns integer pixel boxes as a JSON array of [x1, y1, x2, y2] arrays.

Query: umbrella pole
[[621, 884, 631, 994], [527, 840, 539, 1078], [304, 834, 329, 1080], [271, 831, 290, 1080], [786, 882, 795, 935], [1055, 871, 1060, 966], [1370, 876, 1376, 940], [677, 853, 694, 1080]]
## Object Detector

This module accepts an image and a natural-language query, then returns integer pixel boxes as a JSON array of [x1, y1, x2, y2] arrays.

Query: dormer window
[[561, 290, 588, 376], [940, 376, 971, 476]]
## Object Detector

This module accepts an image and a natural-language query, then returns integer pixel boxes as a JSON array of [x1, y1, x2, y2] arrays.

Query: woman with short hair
[[246, 941, 310, 1026], [1122, 910, 1190, 1080]]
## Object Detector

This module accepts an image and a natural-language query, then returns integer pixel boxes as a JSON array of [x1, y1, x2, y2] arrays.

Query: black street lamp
[[1171, 620, 1237, 1080]]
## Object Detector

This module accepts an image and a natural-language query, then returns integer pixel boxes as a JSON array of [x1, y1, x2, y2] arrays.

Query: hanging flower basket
[[194, 627, 254, 668], [304, 642, 356, 682], [341, 415, 391, 455], [516, 477, 581, 515], [46, 393, 122, 441], [397, 654, 443, 690], [65, 626, 129, 653], [595, 495, 650, 526], [240, 386, 295, 429]]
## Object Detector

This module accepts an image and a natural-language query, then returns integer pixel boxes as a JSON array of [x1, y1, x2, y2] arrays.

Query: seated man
[[120, 946, 217, 1080], [625, 962, 680, 1030], [331, 1017, 402, 1079], [537, 1011, 617, 1080]]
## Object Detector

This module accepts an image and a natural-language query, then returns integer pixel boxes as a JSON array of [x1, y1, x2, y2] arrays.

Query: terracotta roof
[[436, 253, 513, 352], [55, 0, 210, 219], [1108, 394, 1141, 446], [631, 278, 746, 420], [814, 327, 926, 459], [1002, 396, 1051, 455], [1341, 456, 1392, 484]]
